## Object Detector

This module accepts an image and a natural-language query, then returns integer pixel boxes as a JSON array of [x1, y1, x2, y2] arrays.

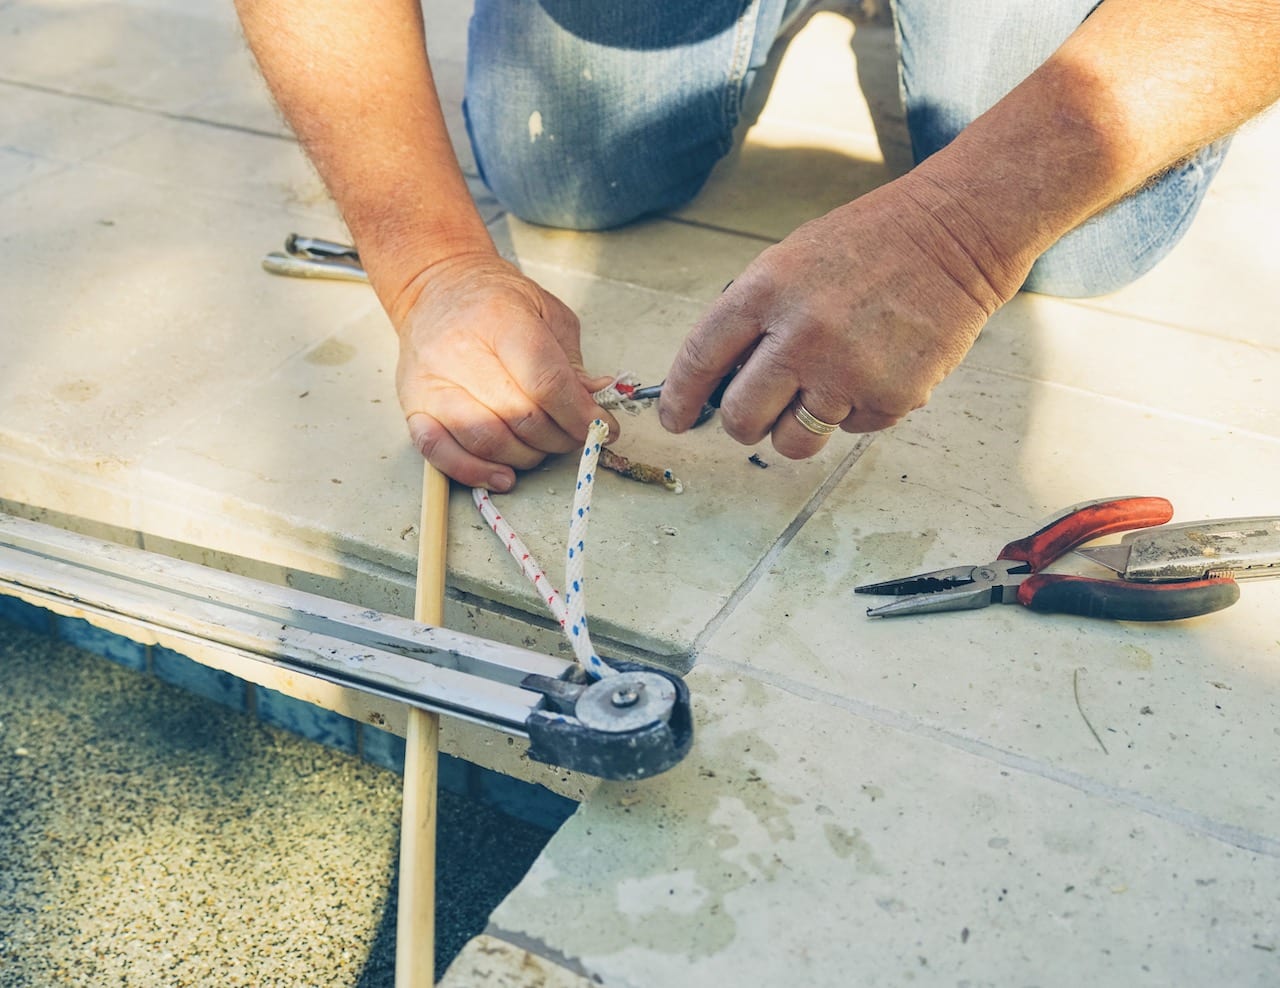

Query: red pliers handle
[[856, 496, 1240, 621]]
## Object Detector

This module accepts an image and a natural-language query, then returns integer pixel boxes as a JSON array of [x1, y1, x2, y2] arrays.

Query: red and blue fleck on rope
[[470, 418, 617, 680]]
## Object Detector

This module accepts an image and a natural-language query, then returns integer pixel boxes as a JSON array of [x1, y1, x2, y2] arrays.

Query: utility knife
[[1076, 516, 1280, 582]]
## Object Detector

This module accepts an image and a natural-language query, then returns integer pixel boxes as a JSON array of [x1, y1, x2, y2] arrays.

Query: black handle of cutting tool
[[1018, 574, 1240, 621]]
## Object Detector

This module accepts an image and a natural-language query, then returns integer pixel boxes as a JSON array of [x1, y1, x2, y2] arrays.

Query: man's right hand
[[392, 253, 619, 492]]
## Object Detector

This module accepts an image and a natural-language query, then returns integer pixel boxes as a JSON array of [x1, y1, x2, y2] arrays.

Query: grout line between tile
[[1052, 296, 1280, 353], [704, 655, 1280, 858], [660, 214, 780, 245], [0, 76, 296, 143], [0, 71, 482, 181], [690, 432, 877, 656], [967, 363, 1280, 445]]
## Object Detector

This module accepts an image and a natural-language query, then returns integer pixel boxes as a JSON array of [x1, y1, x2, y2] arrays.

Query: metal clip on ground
[[0, 514, 692, 781], [262, 234, 368, 282]]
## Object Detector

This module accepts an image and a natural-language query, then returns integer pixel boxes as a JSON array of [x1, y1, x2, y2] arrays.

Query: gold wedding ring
[[794, 402, 840, 436]]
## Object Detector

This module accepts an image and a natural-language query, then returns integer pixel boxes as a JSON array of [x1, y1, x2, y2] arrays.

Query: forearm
[[908, 0, 1280, 294], [234, 0, 494, 319]]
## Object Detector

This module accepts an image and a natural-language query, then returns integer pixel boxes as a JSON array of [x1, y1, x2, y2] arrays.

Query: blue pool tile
[[152, 646, 248, 712], [437, 752, 470, 794], [477, 768, 578, 831], [54, 616, 147, 670], [361, 724, 406, 772], [0, 596, 52, 634], [255, 687, 358, 753], [360, 725, 470, 793]]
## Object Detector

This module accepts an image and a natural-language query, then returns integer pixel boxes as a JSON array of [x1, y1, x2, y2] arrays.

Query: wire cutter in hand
[[855, 496, 1242, 621]]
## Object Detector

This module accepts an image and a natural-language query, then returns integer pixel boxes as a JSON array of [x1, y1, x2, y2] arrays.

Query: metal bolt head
[[611, 683, 645, 708], [576, 671, 676, 734]]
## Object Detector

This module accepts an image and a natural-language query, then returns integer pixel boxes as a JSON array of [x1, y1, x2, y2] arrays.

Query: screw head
[[611, 683, 645, 708]]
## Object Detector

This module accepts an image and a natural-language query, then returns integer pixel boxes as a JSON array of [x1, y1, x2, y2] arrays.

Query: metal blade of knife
[[1076, 516, 1280, 582]]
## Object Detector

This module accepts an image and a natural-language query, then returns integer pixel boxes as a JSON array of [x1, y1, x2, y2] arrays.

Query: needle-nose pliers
[[855, 496, 1241, 621]]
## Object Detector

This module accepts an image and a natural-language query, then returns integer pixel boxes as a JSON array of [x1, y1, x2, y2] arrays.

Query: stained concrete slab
[[478, 664, 1280, 988], [440, 935, 596, 988], [700, 364, 1280, 843], [0, 162, 372, 472]]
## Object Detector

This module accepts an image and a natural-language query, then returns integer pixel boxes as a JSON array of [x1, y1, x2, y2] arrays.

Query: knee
[[462, 2, 736, 231], [465, 110, 658, 230], [464, 93, 721, 232], [1023, 141, 1229, 298], [1023, 218, 1166, 299]]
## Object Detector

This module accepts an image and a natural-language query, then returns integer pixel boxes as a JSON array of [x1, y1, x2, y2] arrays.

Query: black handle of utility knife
[[1018, 574, 1240, 621]]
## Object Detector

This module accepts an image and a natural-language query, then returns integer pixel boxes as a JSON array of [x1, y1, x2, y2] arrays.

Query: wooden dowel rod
[[396, 461, 449, 987]]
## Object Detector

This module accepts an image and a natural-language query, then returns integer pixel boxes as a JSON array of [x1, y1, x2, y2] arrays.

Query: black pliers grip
[[856, 496, 1240, 621]]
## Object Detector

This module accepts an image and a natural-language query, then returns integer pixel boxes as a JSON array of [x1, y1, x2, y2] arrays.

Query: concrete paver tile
[[0, 82, 158, 170], [699, 363, 1280, 840], [0, 164, 373, 479], [668, 119, 893, 244], [0, 500, 141, 550], [492, 214, 768, 305], [758, 16, 909, 167], [88, 116, 335, 216], [967, 292, 1280, 438], [131, 312, 420, 575], [440, 934, 596, 988], [488, 663, 1280, 987], [103, 0, 240, 25], [184, 3, 478, 173], [0, 1, 254, 114], [0, 147, 64, 199], [136, 530, 416, 620]]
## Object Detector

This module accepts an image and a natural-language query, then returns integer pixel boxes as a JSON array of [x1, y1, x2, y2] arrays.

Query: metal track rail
[[0, 514, 692, 779]]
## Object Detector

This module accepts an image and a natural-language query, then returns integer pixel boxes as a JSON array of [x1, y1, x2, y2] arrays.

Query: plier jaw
[[855, 496, 1242, 622], [856, 561, 1029, 617], [626, 369, 739, 429]]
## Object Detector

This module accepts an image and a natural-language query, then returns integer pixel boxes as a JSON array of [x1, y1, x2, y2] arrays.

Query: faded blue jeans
[[463, 0, 1228, 298]]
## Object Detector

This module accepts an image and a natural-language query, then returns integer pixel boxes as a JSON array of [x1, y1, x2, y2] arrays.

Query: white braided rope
[[563, 420, 608, 676], [471, 487, 567, 626], [470, 418, 616, 680], [590, 372, 645, 414]]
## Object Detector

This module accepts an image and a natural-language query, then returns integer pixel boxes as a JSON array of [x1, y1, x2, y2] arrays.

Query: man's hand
[[661, 0, 1280, 460], [659, 176, 1024, 456], [394, 254, 619, 491], [237, 0, 615, 491]]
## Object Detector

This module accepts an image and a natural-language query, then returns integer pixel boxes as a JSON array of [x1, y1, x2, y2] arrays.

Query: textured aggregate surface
[[0, 621, 555, 987]]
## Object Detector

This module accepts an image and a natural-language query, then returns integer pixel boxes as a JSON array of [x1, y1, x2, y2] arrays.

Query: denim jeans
[[463, 0, 1228, 298]]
